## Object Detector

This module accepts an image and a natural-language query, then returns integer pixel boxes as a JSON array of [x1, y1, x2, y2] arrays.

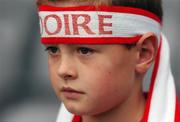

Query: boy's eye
[[45, 46, 59, 56], [77, 47, 94, 55]]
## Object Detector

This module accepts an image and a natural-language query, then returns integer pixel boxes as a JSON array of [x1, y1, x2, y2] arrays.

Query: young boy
[[37, 0, 180, 122]]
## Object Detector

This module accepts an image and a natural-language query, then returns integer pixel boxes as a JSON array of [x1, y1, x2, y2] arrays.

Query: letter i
[[64, 14, 71, 35]]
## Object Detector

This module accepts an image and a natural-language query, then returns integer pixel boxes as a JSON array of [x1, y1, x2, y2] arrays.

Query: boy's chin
[[64, 103, 94, 116], [64, 102, 85, 115], [66, 107, 87, 115], [65, 104, 106, 116]]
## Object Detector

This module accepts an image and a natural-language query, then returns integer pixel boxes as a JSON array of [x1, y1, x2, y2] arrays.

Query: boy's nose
[[57, 57, 77, 81]]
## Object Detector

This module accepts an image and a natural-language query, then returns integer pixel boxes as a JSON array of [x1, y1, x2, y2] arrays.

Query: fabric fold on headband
[[141, 33, 179, 122], [148, 34, 176, 122]]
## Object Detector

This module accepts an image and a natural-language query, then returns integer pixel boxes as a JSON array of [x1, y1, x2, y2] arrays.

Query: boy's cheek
[[48, 64, 60, 93]]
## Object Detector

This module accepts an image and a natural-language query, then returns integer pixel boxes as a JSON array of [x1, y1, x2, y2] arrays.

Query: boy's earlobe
[[135, 32, 158, 74]]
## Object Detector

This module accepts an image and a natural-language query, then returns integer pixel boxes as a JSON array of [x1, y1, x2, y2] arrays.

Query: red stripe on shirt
[[72, 115, 82, 122]]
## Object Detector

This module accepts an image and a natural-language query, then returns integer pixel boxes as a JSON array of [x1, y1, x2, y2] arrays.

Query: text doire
[[40, 14, 113, 36]]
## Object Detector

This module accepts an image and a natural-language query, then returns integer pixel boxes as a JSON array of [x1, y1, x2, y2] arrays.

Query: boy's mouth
[[61, 87, 84, 94], [61, 86, 85, 99]]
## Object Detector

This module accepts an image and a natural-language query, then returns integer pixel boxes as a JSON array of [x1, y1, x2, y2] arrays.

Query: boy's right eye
[[77, 47, 94, 56], [45, 46, 60, 56]]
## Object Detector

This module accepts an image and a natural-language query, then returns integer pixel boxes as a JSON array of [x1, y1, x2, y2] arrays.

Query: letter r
[[72, 14, 95, 35]]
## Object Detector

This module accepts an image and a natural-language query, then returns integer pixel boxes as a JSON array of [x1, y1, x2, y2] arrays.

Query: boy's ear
[[135, 32, 158, 74]]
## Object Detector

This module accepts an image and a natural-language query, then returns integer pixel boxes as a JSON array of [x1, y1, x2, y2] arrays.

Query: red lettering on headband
[[39, 16, 43, 35], [98, 15, 112, 35], [44, 14, 62, 35], [64, 14, 71, 35], [42, 14, 113, 36], [72, 14, 95, 35]]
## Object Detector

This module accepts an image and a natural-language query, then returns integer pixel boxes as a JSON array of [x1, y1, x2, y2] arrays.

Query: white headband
[[39, 11, 161, 37], [38, 5, 161, 44]]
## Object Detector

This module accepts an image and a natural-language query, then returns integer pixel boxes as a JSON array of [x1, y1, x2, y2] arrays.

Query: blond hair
[[36, 0, 112, 6]]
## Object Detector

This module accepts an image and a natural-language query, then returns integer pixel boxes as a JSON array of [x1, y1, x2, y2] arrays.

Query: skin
[[43, 1, 158, 122]]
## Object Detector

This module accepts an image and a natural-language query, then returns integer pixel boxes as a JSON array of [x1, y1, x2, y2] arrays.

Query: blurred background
[[0, 0, 180, 122]]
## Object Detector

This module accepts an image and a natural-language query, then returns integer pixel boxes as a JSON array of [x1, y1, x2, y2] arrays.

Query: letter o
[[44, 14, 62, 35]]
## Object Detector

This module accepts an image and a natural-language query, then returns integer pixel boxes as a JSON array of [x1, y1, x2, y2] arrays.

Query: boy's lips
[[61, 86, 85, 99], [61, 86, 84, 94]]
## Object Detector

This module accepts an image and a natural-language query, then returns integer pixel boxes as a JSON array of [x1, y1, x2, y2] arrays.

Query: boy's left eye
[[45, 46, 60, 56], [77, 47, 94, 55]]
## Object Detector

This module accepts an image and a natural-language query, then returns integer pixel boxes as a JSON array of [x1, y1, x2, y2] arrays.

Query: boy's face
[[47, 44, 139, 115]]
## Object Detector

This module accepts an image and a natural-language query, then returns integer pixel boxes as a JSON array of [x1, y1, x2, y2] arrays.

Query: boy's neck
[[82, 83, 146, 122]]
